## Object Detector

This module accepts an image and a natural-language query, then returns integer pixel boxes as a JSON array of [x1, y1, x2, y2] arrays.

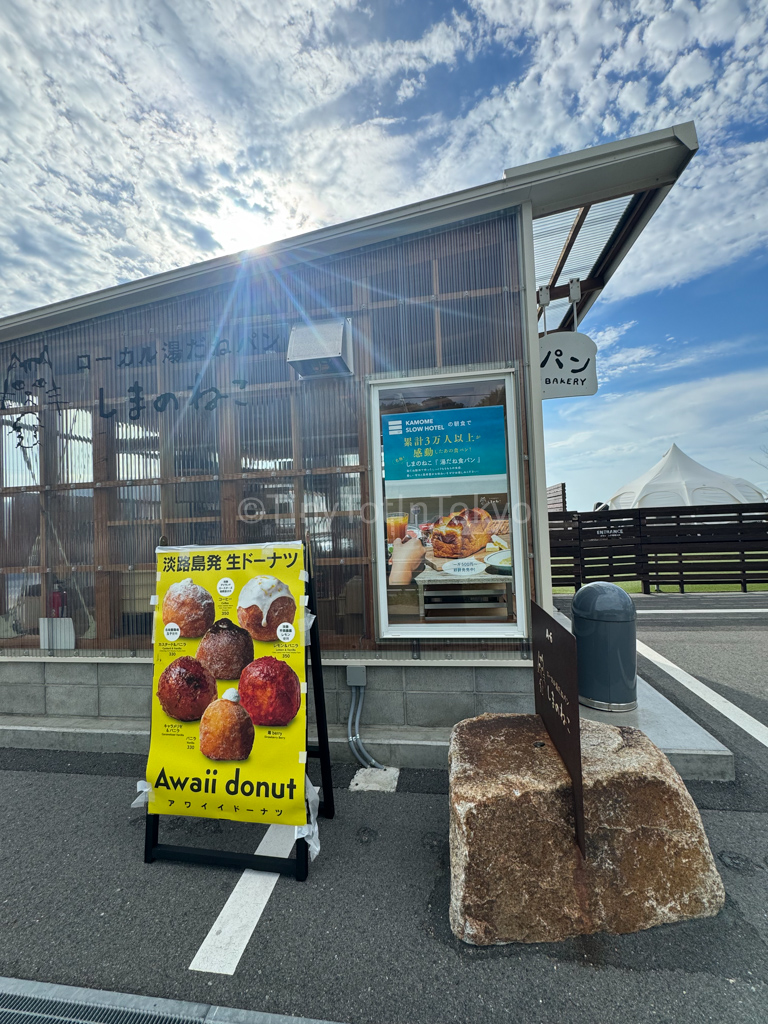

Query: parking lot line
[[188, 824, 296, 976], [637, 639, 768, 749]]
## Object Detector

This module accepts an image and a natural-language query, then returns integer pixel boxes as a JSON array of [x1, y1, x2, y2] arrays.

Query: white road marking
[[349, 766, 400, 792], [637, 639, 768, 750], [188, 824, 296, 976], [636, 609, 768, 615]]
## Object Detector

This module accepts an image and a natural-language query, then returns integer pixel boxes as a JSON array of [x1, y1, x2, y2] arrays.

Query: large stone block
[[404, 666, 472, 692], [308, 665, 339, 690], [46, 684, 99, 717], [338, 688, 406, 726], [407, 691, 475, 728], [474, 666, 532, 693], [449, 713, 725, 944], [475, 693, 534, 716], [97, 661, 153, 688], [44, 661, 97, 686], [307, 689, 338, 726], [0, 661, 45, 685], [0, 682, 45, 715], [99, 685, 151, 719], [358, 689, 406, 726], [367, 666, 404, 691]]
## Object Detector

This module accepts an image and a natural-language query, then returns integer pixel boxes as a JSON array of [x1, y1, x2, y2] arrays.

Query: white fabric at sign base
[[295, 774, 321, 860], [299, 611, 316, 645], [131, 780, 153, 807], [132, 773, 319, 860]]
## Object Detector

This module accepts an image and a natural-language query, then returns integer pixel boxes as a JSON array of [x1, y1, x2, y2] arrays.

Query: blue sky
[[0, 0, 766, 508]]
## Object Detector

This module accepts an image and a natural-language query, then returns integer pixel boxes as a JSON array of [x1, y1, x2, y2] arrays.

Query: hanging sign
[[146, 542, 307, 826], [540, 331, 598, 399]]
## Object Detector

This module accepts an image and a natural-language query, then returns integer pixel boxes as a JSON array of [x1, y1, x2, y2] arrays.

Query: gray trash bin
[[572, 581, 637, 711]]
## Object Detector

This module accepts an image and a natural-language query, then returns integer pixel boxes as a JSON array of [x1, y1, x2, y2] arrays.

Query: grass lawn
[[552, 580, 768, 594]]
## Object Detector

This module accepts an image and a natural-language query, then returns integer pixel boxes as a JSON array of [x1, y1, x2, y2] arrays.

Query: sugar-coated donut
[[196, 618, 254, 680], [237, 576, 296, 642], [157, 656, 217, 721], [162, 578, 215, 638], [199, 697, 255, 761], [239, 656, 301, 727]]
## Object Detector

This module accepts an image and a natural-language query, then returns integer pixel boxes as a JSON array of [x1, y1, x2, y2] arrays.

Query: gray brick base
[[0, 657, 534, 734]]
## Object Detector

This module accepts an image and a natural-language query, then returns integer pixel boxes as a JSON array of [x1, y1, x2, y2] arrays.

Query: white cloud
[[0, 1, 477, 315], [591, 320, 638, 351], [664, 50, 713, 94], [606, 139, 768, 299], [644, 9, 693, 53], [397, 75, 426, 103], [598, 345, 659, 383], [0, 0, 766, 318]]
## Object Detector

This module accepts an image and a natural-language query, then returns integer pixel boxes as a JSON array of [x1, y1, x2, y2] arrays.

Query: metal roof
[[533, 193, 636, 331], [0, 122, 697, 344]]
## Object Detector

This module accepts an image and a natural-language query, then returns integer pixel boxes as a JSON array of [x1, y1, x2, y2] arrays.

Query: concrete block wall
[[307, 663, 534, 728], [0, 659, 153, 719], [0, 658, 533, 734]]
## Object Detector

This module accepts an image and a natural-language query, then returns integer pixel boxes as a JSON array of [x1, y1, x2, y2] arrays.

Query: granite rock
[[449, 713, 725, 944]]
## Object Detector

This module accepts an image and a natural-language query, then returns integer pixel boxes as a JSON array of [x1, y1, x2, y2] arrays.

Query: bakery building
[[0, 123, 697, 761]]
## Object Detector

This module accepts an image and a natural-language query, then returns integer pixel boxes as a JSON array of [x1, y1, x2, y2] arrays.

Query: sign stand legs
[[305, 540, 335, 821], [144, 555, 333, 881]]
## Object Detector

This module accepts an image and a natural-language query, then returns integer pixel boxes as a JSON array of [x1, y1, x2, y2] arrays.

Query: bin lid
[[571, 581, 636, 621]]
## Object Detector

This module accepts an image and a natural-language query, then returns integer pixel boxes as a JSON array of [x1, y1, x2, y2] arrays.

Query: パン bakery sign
[[540, 332, 598, 400]]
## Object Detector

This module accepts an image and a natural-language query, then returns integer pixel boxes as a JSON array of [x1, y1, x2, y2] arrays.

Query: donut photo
[[239, 656, 301, 727], [199, 692, 255, 761], [237, 576, 296, 642], [196, 618, 254, 680], [156, 655, 218, 721], [162, 578, 215, 638]]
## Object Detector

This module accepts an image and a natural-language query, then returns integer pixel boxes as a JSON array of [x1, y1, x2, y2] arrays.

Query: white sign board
[[540, 332, 598, 399]]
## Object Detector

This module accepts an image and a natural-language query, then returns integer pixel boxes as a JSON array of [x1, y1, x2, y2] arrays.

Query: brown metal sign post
[[531, 601, 586, 858]]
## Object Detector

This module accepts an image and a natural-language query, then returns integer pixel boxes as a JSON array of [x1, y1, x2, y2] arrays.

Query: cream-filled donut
[[237, 576, 296, 642]]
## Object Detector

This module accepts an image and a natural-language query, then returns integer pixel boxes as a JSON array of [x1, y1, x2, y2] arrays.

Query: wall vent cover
[[287, 318, 353, 377]]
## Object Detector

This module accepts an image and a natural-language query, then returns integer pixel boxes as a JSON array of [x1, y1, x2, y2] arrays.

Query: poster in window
[[373, 373, 525, 638]]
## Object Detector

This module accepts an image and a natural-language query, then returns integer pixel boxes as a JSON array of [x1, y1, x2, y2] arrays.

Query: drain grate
[[0, 993, 198, 1024]]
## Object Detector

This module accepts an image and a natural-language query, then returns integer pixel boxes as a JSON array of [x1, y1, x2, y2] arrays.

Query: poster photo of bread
[[373, 373, 526, 639], [146, 542, 308, 826]]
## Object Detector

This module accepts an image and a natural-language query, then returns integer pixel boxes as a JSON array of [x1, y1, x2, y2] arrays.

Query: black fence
[[549, 503, 768, 591]]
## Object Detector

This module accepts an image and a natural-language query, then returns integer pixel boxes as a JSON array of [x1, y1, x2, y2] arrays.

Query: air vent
[[287, 318, 353, 378]]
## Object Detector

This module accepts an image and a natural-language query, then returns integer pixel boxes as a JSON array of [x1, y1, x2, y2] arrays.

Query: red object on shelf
[[48, 584, 68, 619]]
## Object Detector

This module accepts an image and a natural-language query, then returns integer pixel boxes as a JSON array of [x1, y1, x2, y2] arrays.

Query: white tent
[[608, 444, 766, 509]]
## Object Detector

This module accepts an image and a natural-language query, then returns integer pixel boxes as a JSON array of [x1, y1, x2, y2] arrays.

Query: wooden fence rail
[[549, 503, 768, 592]]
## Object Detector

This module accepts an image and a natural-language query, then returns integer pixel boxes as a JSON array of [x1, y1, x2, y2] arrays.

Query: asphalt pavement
[[1, 593, 768, 1024]]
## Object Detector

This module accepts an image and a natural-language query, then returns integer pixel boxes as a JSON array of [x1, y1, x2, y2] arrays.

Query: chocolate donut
[[196, 618, 254, 680], [239, 656, 301, 727], [199, 695, 255, 761], [237, 576, 296, 642], [162, 579, 215, 638], [157, 656, 218, 721]]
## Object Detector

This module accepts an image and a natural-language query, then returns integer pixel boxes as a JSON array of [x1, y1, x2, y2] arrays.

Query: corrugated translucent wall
[[0, 209, 530, 655]]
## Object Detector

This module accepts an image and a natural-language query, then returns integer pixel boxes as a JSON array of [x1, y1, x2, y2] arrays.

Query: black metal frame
[[144, 541, 334, 881]]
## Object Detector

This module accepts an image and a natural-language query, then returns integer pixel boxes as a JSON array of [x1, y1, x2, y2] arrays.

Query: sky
[[0, 0, 766, 509]]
